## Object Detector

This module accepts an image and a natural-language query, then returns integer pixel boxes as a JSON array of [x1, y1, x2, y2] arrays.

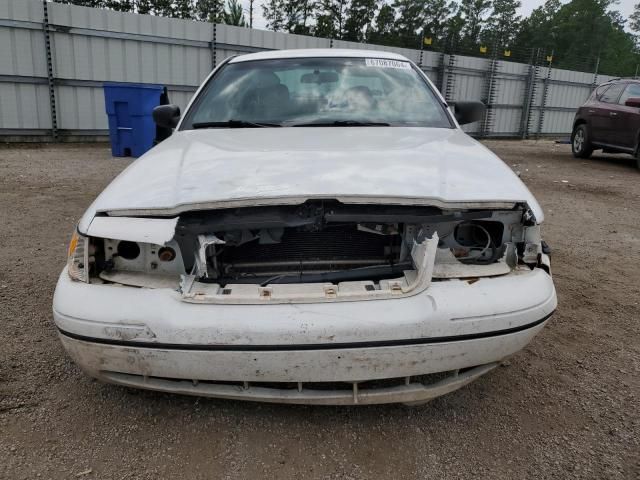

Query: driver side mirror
[[624, 97, 640, 108], [451, 101, 486, 125], [153, 104, 181, 129]]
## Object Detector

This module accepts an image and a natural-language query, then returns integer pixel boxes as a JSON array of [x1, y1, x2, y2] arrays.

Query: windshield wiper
[[192, 120, 282, 129], [291, 120, 391, 127]]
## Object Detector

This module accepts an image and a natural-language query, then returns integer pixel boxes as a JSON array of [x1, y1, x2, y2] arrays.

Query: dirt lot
[[0, 140, 638, 479]]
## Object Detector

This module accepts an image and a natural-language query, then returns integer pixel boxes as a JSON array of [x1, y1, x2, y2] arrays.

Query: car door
[[614, 83, 640, 149], [590, 82, 626, 145]]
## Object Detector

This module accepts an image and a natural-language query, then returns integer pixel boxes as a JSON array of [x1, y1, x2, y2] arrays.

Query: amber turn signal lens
[[68, 231, 79, 258]]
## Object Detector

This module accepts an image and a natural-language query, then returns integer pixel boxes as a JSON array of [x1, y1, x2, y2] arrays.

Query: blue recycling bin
[[103, 82, 164, 157]]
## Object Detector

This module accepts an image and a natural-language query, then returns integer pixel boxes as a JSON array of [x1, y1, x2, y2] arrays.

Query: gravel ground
[[0, 140, 638, 479]]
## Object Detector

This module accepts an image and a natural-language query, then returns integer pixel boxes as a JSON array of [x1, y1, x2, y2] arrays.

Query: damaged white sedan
[[53, 49, 556, 405]]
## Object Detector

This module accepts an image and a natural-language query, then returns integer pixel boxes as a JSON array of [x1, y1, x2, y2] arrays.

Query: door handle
[[609, 112, 618, 117], [588, 109, 595, 113]]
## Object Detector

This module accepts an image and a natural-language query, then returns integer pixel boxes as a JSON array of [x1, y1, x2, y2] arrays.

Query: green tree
[[134, 0, 154, 14], [392, 0, 425, 39], [315, 0, 349, 39], [343, 0, 378, 41], [373, 2, 396, 36], [195, 0, 224, 22], [262, 0, 310, 33], [444, 10, 465, 46], [459, 0, 492, 47], [112, 0, 134, 11], [483, 0, 521, 47], [515, 0, 639, 75], [262, 0, 286, 31], [422, 0, 457, 44], [223, 0, 246, 25], [173, 0, 195, 18], [629, 2, 640, 33], [285, 0, 312, 34], [513, 0, 559, 55], [52, 0, 106, 7], [247, 0, 255, 27]]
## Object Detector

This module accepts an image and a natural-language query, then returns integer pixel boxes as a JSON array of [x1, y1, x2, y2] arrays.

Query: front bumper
[[53, 267, 556, 404]]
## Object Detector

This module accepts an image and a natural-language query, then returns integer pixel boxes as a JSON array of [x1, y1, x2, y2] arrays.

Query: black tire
[[571, 124, 593, 159]]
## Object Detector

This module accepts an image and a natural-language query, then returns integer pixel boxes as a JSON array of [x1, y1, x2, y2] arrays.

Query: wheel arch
[[572, 118, 588, 133], [634, 129, 640, 156]]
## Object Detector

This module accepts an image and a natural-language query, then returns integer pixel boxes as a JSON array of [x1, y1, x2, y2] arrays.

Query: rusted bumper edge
[[98, 363, 500, 406]]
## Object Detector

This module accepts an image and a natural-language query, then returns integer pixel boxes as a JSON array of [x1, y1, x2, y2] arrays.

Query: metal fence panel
[[0, 82, 51, 129], [44, 2, 211, 132], [0, 0, 614, 140]]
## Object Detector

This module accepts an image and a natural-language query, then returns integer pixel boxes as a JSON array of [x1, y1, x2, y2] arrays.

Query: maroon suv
[[571, 78, 640, 169]]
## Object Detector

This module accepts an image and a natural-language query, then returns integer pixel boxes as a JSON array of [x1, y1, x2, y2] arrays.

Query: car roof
[[229, 48, 411, 63]]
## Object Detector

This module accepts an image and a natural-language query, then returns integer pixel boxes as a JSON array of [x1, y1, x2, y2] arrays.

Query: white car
[[54, 49, 556, 405]]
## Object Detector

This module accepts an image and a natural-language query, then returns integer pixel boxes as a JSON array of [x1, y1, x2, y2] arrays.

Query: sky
[[242, 0, 638, 32]]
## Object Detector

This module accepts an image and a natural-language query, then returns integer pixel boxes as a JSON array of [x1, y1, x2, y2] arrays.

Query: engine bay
[[81, 200, 545, 302]]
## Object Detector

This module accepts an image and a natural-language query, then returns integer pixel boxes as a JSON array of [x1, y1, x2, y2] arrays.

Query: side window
[[595, 84, 610, 100], [599, 83, 625, 104], [619, 84, 640, 105]]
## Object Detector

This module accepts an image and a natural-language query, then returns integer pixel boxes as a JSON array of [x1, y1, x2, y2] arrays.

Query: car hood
[[79, 127, 543, 231]]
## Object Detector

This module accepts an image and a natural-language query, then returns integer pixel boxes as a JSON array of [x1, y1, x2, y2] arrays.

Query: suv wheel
[[572, 124, 593, 159]]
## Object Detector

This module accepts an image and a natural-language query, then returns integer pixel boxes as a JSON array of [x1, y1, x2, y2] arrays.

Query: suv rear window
[[599, 83, 625, 104], [619, 83, 640, 105]]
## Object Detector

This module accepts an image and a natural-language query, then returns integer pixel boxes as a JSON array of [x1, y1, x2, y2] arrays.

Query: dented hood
[[79, 127, 543, 231]]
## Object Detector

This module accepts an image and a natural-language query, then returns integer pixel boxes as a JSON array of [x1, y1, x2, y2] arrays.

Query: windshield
[[181, 57, 453, 129]]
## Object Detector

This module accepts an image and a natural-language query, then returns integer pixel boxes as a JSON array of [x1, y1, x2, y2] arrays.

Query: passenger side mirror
[[624, 97, 640, 108], [451, 101, 486, 125], [152, 104, 181, 129]]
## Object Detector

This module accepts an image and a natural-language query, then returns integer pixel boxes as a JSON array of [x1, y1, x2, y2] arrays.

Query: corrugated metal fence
[[0, 0, 616, 141]]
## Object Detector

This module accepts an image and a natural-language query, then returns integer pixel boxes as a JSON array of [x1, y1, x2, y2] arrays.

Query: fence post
[[42, 0, 58, 141], [591, 56, 600, 88], [480, 41, 499, 137], [536, 50, 553, 138], [520, 48, 538, 139], [437, 39, 455, 102], [211, 22, 217, 69]]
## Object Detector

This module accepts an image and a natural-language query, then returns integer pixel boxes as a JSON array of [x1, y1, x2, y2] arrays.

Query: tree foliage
[[459, 0, 492, 47], [514, 0, 639, 74], [342, 0, 378, 41], [223, 0, 246, 25], [482, 0, 521, 46], [422, 0, 457, 43], [262, 0, 311, 33], [315, 0, 349, 38], [631, 2, 640, 33]]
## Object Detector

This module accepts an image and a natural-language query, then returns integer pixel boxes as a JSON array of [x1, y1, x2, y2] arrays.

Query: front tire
[[572, 124, 593, 159]]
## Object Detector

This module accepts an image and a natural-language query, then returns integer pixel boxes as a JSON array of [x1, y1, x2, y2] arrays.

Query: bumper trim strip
[[57, 311, 553, 352], [98, 363, 500, 405]]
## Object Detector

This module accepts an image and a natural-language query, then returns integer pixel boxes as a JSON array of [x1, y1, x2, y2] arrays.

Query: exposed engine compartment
[[171, 201, 515, 285], [81, 200, 545, 302]]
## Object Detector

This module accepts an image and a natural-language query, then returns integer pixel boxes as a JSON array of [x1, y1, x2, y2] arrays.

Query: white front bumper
[[52, 267, 556, 404]]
